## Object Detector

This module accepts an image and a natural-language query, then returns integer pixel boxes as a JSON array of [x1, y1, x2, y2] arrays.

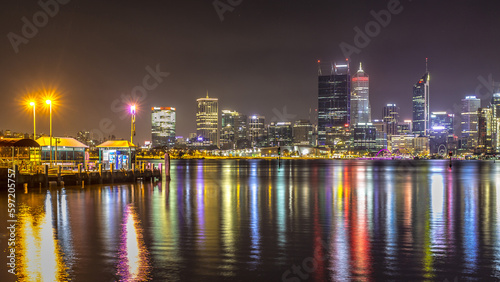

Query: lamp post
[[46, 100, 52, 166], [130, 105, 136, 144], [29, 101, 36, 140]]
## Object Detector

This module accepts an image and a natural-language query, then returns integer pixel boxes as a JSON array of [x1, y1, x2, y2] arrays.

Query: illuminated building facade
[[412, 63, 430, 136], [248, 115, 265, 147], [292, 120, 314, 146], [477, 107, 493, 154], [491, 93, 500, 153], [429, 112, 455, 155], [267, 122, 293, 146], [151, 107, 176, 148], [383, 104, 400, 136], [461, 95, 481, 149], [221, 110, 238, 149], [351, 63, 371, 126], [353, 123, 377, 151], [318, 62, 351, 146], [196, 94, 219, 147]]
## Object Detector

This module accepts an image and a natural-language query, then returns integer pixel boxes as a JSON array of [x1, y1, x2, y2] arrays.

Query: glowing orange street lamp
[[46, 100, 52, 165], [29, 101, 36, 140]]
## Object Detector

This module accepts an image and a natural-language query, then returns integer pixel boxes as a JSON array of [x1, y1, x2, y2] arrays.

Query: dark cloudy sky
[[1, 0, 499, 144]]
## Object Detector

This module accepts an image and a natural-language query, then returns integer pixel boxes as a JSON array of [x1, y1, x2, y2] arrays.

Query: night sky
[[1, 0, 499, 144]]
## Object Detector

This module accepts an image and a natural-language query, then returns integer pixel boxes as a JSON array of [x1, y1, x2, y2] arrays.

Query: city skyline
[[1, 1, 500, 145]]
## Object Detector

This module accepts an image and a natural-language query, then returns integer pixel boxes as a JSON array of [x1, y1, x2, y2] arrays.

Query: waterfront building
[[412, 60, 430, 136], [318, 62, 351, 146], [196, 94, 219, 147], [267, 122, 293, 147], [248, 115, 266, 147], [477, 107, 493, 154], [292, 120, 314, 146], [351, 63, 371, 126], [353, 123, 377, 151], [429, 112, 455, 155], [235, 114, 249, 149], [96, 140, 135, 170], [383, 104, 400, 136], [389, 135, 416, 153], [491, 93, 500, 153], [36, 137, 88, 165], [221, 110, 239, 149], [397, 120, 412, 135], [151, 107, 176, 148], [461, 95, 481, 150]]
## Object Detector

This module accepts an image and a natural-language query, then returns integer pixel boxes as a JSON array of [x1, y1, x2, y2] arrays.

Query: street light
[[130, 105, 136, 144], [46, 100, 52, 165], [29, 101, 36, 140]]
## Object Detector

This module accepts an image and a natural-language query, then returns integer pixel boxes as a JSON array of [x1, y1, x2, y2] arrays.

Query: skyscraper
[[221, 110, 239, 149], [461, 95, 481, 149], [412, 59, 430, 136], [292, 120, 313, 146], [267, 122, 293, 147], [196, 93, 219, 147], [351, 63, 370, 126], [477, 107, 493, 154], [318, 61, 351, 146], [151, 107, 176, 148], [383, 104, 400, 136], [248, 115, 265, 147], [491, 93, 500, 153]]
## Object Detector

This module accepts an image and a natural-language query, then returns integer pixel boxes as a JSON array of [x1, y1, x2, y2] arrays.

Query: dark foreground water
[[1, 159, 500, 281]]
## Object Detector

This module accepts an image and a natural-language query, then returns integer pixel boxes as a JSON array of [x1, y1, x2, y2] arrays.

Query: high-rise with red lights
[[351, 63, 371, 126]]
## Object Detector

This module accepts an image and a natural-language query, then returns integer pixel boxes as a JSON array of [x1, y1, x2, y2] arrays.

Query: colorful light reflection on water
[[1, 159, 500, 281]]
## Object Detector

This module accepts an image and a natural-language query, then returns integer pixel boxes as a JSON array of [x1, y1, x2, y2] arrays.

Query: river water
[[1, 159, 500, 281]]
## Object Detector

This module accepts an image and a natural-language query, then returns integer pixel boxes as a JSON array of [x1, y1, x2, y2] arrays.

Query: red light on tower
[[317, 60, 321, 63], [344, 124, 349, 127]]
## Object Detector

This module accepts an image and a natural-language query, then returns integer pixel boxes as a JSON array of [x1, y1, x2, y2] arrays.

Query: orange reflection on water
[[17, 193, 68, 281], [117, 205, 151, 281]]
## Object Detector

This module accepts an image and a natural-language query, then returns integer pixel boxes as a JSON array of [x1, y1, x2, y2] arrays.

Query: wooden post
[[78, 164, 82, 184], [57, 165, 62, 186], [110, 163, 114, 183], [165, 153, 170, 180], [44, 164, 48, 188], [99, 163, 102, 184]]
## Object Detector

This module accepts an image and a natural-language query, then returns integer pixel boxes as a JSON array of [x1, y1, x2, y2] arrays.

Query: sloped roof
[[36, 137, 88, 148], [97, 140, 136, 148], [0, 138, 41, 147]]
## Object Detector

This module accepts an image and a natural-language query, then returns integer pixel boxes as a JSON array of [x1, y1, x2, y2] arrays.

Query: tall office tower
[[235, 114, 249, 148], [267, 122, 293, 147], [351, 63, 371, 126], [383, 104, 400, 136], [151, 107, 176, 148], [196, 93, 219, 147], [491, 93, 500, 153], [292, 120, 313, 145], [221, 110, 240, 149], [477, 107, 493, 154], [461, 95, 481, 149], [318, 61, 351, 146], [248, 115, 265, 147], [412, 59, 430, 136]]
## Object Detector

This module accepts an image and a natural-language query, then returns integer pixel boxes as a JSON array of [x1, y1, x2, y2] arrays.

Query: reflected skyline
[[2, 159, 500, 281]]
